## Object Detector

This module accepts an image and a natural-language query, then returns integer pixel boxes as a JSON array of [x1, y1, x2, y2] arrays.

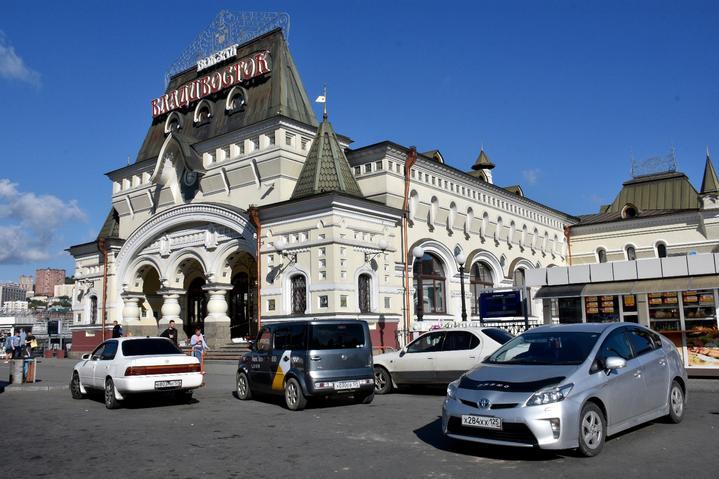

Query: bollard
[[10, 359, 23, 384]]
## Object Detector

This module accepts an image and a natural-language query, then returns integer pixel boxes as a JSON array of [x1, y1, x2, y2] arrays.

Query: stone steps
[[181, 342, 250, 361]]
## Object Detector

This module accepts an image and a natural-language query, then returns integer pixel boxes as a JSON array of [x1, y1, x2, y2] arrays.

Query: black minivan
[[235, 320, 375, 410]]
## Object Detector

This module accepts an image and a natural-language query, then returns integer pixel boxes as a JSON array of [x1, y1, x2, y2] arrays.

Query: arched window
[[413, 253, 446, 316], [291, 275, 307, 315], [513, 268, 526, 288], [597, 248, 607, 263], [194, 100, 213, 124], [470, 262, 493, 315], [626, 245, 637, 261], [90, 296, 98, 325], [408, 190, 418, 222], [225, 86, 247, 113], [656, 243, 667, 258], [358, 273, 371, 313]]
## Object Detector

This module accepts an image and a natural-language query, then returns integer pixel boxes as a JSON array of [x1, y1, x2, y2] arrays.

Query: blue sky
[[1, 0, 718, 282]]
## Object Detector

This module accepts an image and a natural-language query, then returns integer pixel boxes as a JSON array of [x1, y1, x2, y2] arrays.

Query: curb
[[2, 384, 69, 393]]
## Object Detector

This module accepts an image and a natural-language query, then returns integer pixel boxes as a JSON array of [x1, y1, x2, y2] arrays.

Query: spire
[[701, 148, 719, 194], [291, 116, 363, 200], [471, 147, 495, 170]]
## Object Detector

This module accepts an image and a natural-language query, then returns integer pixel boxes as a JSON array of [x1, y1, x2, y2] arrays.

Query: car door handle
[[426, 357, 433, 359], [283, 356, 290, 362], [310, 356, 321, 361], [468, 356, 476, 359], [659, 359, 667, 367]]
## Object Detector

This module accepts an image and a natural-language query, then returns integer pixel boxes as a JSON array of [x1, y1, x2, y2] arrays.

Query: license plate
[[334, 380, 361, 390], [461, 415, 502, 430], [155, 380, 182, 390]]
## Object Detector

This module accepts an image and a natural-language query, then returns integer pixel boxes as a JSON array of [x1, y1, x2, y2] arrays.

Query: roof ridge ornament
[[165, 10, 290, 86], [630, 149, 677, 178]]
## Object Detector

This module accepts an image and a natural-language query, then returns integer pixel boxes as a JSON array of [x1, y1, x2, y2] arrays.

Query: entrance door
[[229, 273, 250, 339], [186, 277, 207, 338]]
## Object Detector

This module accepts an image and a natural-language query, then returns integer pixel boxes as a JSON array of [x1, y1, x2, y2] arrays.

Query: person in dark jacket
[[112, 321, 123, 338], [160, 320, 179, 346]]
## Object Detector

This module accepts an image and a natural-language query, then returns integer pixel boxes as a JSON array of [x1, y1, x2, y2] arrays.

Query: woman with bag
[[25, 331, 37, 358]]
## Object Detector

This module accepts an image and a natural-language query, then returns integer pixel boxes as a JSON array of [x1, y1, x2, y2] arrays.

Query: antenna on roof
[[315, 84, 327, 119]]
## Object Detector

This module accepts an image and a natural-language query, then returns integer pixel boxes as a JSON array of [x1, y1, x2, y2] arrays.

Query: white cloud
[[0, 179, 86, 265], [522, 168, 540, 185], [0, 31, 40, 86]]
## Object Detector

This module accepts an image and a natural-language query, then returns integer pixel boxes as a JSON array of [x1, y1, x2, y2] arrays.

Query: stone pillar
[[122, 292, 157, 338], [202, 283, 233, 349], [158, 288, 188, 344]]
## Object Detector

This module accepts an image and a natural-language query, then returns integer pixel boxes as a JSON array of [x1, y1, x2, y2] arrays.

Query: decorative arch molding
[[507, 257, 535, 277], [124, 256, 164, 292], [283, 264, 311, 315], [353, 264, 379, 313], [167, 249, 210, 286], [407, 238, 457, 277], [211, 239, 257, 282], [466, 249, 503, 284], [225, 86, 247, 112], [116, 204, 256, 294], [193, 99, 213, 123], [164, 111, 183, 134]]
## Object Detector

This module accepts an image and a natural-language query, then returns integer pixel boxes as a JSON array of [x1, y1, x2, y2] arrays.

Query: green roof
[[701, 155, 719, 194], [471, 149, 495, 170], [290, 117, 363, 200], [605, 172, 699, 213]]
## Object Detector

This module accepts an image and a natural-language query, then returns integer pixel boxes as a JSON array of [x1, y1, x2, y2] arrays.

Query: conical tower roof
[[291, 117, 363, 200], [471, 148, 495, 170], [701, 151, 719, 194]]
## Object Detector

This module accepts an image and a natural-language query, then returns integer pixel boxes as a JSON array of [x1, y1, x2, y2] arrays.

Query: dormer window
[[225, 86, 247, 114], [597, 248, 607, 263], [164, 111, 182, 134], [193, 99, 213, 125], [621, 203, 639, 219]]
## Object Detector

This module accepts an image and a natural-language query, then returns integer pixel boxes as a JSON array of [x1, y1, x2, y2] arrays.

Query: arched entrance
[[225, 251, 257, 339], [186, 277, 207, 337]]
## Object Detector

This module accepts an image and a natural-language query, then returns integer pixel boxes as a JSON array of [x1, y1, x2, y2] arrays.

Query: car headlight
[[526, 383, 574, 406], [447, 379, 460, 400]]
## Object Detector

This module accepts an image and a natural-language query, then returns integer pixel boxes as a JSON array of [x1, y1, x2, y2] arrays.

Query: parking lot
[[2, 359, 718, 478]]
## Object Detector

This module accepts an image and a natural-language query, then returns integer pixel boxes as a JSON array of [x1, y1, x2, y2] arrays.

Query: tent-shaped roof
[[701, 154, 719, 194], [291, 117, 363, 200], [471, 148, 495, 170]]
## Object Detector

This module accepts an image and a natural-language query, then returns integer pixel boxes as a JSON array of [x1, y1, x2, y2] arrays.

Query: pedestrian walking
[[18, 329, 26, 358], [12, 331, 22, 359], [190, 328, 208, 362], [160, 320, 179, 346], [3, 333, 13, 363], [112, 321, 123, 338], [25, 331, 36, 358]]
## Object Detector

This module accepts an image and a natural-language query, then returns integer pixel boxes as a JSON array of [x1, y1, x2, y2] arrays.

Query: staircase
[[181, 342, 250, 361]]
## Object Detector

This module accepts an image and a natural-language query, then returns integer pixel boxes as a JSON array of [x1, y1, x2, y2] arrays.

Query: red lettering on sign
[[255, 52, 270, 74], [209, 72, 222, 93]]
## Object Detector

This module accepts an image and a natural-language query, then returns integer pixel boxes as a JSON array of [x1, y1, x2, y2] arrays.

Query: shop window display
[[682, 290, 719, 368]]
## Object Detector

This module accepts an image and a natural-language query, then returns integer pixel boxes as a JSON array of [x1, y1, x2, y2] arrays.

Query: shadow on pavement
[[83, 390, 200, 409], [230, 390, 374, 411], [413, 416, 564, 461]]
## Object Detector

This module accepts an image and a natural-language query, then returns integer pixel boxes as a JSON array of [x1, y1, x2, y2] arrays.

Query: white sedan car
[[70, 337, 203, 409], [373, 327, 513, 394]]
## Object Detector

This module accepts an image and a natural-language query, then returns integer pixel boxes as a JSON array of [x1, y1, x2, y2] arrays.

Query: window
[[256, 327, 272, 352], [309, 323, 365, 349], [100, 340, 118, 361], [626, 328, 657, 357], [413, 253, 446, 315], [90, 343, 105, 361], [340, 295, 348, 308], [384, 297, 391, 309], [319, 295, 328, 308], [291, 275, 307, 315], [319, 247, 326, 257], [656, 243, 667, 258], [442, 331, 479, 351], [121, 338, 182, 356], [285, 132, 294, 146], [597, 248, 607, 263], [626, 245, 636, 261], [364, 163, 372, 173], [358, 273, 371, 313], [267, 299, 276, 312], [375, 161, 383, 170], [482, 328, 514, 345], [471, 262, 493, 315], [512, 268, 526, 288], [274, 324, 306, 350], [406, 332, 444, 353], [90, 296, 98, 324], [592, 328, 633, 372]]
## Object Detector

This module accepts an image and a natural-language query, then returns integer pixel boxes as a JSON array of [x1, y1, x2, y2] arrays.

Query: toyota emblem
[[478, 398, 490, 409]]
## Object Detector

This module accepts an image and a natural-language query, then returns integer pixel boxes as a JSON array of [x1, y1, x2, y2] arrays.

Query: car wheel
[[284, 377, 307, 411], [70, 372, 85, 400], [374, 367, 393, 395], [104, 378, 121, 410], [667, 380, 685, 424], [356, 391, 374, 405], [175, 390, 193, 404], [577, 402, 605, 457], [236, 371, 252, 400]]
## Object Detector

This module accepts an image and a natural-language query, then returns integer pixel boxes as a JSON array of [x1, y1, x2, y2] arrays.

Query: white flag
[[315, 95, 326, 103]]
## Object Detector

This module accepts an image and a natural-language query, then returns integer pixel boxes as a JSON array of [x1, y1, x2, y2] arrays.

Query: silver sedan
[[442, 322, 687, 456]]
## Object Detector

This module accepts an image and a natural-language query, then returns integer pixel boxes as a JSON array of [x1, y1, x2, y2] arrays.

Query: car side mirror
[[604, 356, 626, 372], [399, 348, 406, 357], [81, 353, 91, 360]]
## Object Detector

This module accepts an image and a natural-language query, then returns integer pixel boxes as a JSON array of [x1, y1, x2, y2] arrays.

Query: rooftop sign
[[151, 50, 271, 118], [197, 43, 239, 72]]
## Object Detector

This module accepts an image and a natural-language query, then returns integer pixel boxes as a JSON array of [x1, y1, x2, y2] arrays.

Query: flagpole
[[323, 84, 327, 119]]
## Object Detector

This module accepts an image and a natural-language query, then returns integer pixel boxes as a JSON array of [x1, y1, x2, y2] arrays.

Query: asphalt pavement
[[1, 359, 718, 478]]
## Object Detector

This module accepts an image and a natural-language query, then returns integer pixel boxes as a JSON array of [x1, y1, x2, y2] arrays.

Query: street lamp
[[455, 251, 467, 321], [365, 238, 389, 263], [412, 246, 425, 322]]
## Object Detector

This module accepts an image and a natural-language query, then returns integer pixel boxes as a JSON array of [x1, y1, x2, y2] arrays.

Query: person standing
[[3, 333, 13, 363], [190, 328, 208, 362], [112, 321, 123, 338], [160, 320, 179, 346], [18, 329, 26, 358], [12, 331, 22, 359], [25, 330, 36, 358]]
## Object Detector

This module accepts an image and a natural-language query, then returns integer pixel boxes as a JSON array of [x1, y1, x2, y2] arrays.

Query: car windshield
[[485, 331, 601, 365], [482, 328, 514, 345], [309, 323, 365, 349], [121, 338, 183, 356]]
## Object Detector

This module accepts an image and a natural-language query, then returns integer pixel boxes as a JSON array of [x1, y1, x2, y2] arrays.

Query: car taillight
[[124, 364, 201, 376]]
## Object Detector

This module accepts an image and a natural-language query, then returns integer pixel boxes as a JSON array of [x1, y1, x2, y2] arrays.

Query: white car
[[373, 327, 513, 394], [70, 337, 203, 409]]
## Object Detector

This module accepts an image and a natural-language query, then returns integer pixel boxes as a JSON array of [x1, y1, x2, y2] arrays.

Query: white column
[[121, 292, 143, 325], [202, 283, 233, 348], [159, 289, 183, 325]]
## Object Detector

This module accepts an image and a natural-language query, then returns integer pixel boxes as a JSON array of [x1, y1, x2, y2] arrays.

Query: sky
[[1, 0, 718, 282]]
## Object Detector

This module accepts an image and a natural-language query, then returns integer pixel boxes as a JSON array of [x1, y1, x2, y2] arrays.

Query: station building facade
[[68, 28, 573, 352]]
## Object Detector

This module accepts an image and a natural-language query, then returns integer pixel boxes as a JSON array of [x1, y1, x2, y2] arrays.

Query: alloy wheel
[[581, 410, 603, 449], [670, 385, 684, 417], [286, 381, 298, 406]]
